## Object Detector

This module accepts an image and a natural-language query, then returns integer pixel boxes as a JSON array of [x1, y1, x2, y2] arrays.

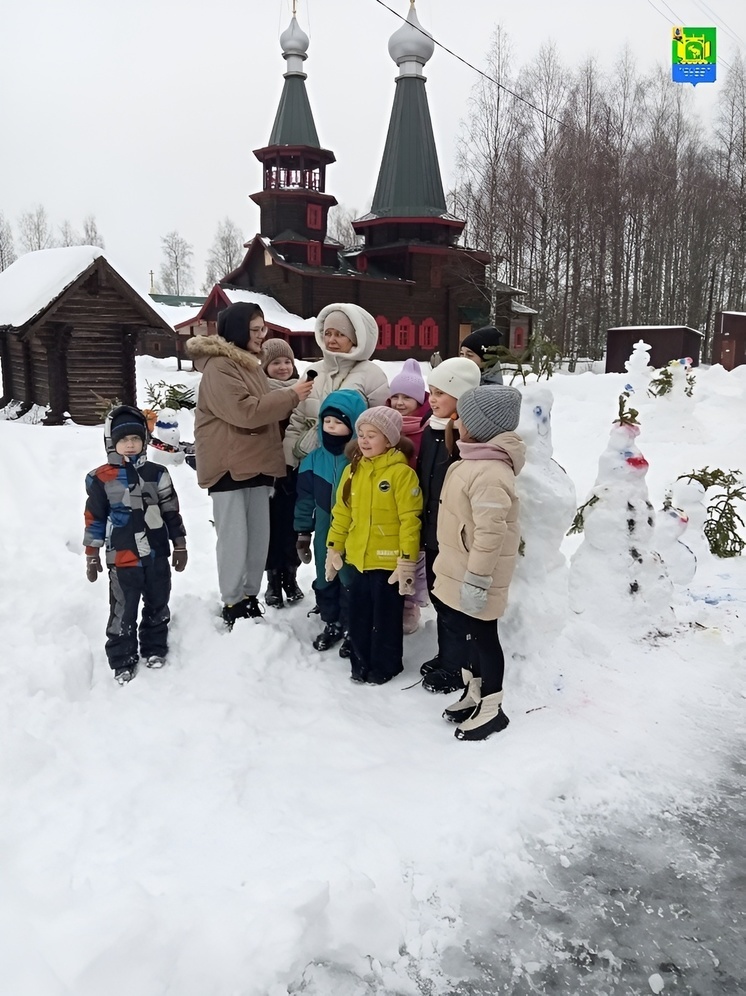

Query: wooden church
[[221, 3, 514, 360]]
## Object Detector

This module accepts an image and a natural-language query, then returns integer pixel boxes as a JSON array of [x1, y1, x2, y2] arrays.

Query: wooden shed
[[0, 247, 176, 425], [711, 311, 746, 370], [605, 325, 703, 373]]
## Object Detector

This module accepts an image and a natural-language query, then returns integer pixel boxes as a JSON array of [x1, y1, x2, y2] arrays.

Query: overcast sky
[[1, 0, 743, 293]]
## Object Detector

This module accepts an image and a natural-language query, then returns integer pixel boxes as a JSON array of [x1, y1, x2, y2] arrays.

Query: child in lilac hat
[[387, 358, 430, 464]]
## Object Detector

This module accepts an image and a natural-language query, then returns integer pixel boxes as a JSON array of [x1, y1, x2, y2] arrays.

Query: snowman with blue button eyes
[[502, 385, 577, 655], [568, 406, 675, 634], [147, 408, 186, 467]]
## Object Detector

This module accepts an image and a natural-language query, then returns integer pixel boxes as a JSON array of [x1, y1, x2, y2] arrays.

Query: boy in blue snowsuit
[[84, 405, 188, 684], [294, 389, 367, 653]]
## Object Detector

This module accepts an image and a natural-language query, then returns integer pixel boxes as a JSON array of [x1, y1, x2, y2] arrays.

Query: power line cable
[[692, 0, 746, 49], [371, 0, 567, 128], [372, 0, 735, 196]]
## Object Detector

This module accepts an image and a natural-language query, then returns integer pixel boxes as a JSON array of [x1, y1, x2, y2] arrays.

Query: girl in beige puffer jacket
[[432, 385, 526, 742]]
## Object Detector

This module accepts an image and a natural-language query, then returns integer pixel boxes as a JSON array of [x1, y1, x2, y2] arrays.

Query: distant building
[[222, 4, 534, 359], [605, 325, 703, 373], [0, 247, 175, 424], [173, 285, 317, 363], [711, 311, 746, 370]]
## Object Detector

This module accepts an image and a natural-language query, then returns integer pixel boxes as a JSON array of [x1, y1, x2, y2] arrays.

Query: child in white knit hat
[[325, 407, 423, 684], [416, 357, 481, 693]]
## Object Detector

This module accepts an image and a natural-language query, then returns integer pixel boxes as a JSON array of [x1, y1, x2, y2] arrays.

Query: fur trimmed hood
[[186, 334, 262, 372]]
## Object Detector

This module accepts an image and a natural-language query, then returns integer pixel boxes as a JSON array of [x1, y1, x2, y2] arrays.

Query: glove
[[296, 533, 313, 565], [85, 553, 103, 583], [460, 570, 491, 616], [388, 557, 417, 597], [325, 548, 344, 582], [172, 548, 188, 572]]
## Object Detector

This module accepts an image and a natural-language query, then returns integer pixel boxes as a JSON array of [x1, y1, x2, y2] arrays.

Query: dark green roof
[[268, 76, 320, 148], [369, 76, 446, 218]]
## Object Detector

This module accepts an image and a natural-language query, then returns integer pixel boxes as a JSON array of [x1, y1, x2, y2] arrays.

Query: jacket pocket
[[459, 526, 470, 552]]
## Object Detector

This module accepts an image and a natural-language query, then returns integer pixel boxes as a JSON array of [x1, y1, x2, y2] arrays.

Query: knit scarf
[[457, 439, 514, 467]]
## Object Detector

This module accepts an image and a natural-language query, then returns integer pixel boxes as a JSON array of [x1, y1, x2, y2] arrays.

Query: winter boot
[[222, 596, 264, 629], [264, 570, 285, 609], [443, 672, 481, 723], [242, 596, 265, 619], [281, 567, 304, 603], [338, 636, 352, 659], [114, 662, 137, 685], [455, 691, 509, 741], [144, 655, 167, 669], [313, 621, 344, 651], [419, 656, 440, 677], [402, 601, 421, 635], [422, 667, 465, 694]]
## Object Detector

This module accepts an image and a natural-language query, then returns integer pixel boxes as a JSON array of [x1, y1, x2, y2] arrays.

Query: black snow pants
[[347, 567, 404, 682], [431, 595, 505, 696], [105, 557, 171, 669]]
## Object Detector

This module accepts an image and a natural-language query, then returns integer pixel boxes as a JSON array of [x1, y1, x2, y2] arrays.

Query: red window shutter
[[394, 317, 415, 350], [307, 242, 321, 266], [306, 203, 322, 231], [356, 254, 368, 272], [418, 318, 439, 350], [376, 316, 392, 349]]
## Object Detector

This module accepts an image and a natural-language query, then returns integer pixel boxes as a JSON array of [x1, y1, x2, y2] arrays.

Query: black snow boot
[[419, 656, 440, 677], [264, 570, 285, 609], [422, 667, 465, 694], [313, 621, 344, 651], [113, 661, 138, 685], [282, 567, 304, 603], [338, 636, 352, 659]]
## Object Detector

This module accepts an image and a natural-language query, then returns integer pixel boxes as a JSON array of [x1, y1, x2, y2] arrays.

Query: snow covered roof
[[512, 301, 538, 315], [0, 246, 104, 327], [608, 325, 704, 336], [151, 301, 205, 329], [222, 288, 316, 332]]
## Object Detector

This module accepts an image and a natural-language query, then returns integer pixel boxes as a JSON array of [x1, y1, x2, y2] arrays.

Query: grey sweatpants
[[211, 486, 272, 604]]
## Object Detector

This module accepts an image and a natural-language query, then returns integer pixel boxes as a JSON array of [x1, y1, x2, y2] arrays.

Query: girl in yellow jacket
[[325, 407, 423, 684]]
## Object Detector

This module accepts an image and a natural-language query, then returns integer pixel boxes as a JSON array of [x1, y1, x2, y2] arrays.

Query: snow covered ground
[[1, 354, 745, 995]]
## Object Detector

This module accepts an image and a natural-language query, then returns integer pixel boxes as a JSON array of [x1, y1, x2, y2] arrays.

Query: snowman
[[502, 386, 577, 655], [653, 503, 697, 587], [623, 339, 655, 397], [670, 476, 709, 560], [147, 408, 186, 467], [568, 410, 675, 635]]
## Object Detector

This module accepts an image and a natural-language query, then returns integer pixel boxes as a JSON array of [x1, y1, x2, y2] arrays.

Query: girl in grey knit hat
[[431, 385, 526, 741]]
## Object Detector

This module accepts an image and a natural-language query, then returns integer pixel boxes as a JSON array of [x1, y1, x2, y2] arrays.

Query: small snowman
[[654, 501, 697, 587], [147, 408, 185, 467], [569, 400, 675, 635], [623, 339, 655, 397], [502, 386, 577, 655], [671, 476, 709, 560]]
